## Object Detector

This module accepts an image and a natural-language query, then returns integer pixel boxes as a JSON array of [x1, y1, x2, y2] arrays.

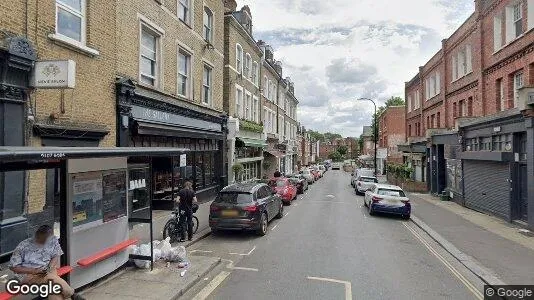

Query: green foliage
[[239, 119, 264, 133], [232, 163, 244, 180], [358, 135, 364, 153], [336, 145, 348, 156], [385, 96, 405, 107], [387, 163, 414, 180], [328, 151, 343, 161], [324, 132, 342, 141], [308, 130, 324, 142]]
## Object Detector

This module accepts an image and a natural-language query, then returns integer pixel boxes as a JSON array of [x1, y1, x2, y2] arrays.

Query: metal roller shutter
[[463, 160, 510, 220]]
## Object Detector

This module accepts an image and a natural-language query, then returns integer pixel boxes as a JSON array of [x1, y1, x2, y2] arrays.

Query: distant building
[[378, 106, 406, 164]]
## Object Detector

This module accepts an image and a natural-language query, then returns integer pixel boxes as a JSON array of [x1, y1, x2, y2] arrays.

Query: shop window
[[518, 133, 527, 161], [480, 137, 492, 151], [492, 134, 511, 152], [465, 138, 479, 151]]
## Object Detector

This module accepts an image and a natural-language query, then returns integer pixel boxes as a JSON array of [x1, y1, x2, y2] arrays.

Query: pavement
[[409, 192, 534, 285], [181, 171, 486, 300]]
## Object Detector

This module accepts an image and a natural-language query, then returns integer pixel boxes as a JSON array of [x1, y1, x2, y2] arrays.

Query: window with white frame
[[56, 0, 85, 43], [497, 78, 505, 111], [140, 25, 160, 86], [514, 72, 524, 108], [494, 12, 503, 50], [252, 62, 258, 85], [268, 80, 273, 100], [425, 72, 440, 100], [236, 86, 243, 118], [236, 44, 243, 73], [245, 92, 252, 120], [263, 107, 268, 127], [263, 76, 268, 97], [407, 95, 412, 112], [452, 45, 472, 81], [415, 91, 421, 109], [253, 96, 258, 122], [178, 0, 190, 24], [177, 49, 191, 98], [244, 54, 251, 79], [202, 64, 212, 105], [203, 7, 213, 43], [513, 2, 523, 38], [278, 115, 284, 135]]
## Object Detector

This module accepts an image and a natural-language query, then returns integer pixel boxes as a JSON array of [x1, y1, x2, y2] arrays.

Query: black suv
[[209, 183, 284, 236]]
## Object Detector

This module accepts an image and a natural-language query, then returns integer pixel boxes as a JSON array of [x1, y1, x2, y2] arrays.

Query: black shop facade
[[116, 79, 227, 210]]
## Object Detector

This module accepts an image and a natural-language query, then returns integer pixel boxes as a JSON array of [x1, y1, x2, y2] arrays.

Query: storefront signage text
[[40, 152, 65, 158], [144, 109, 170, 122], [131, 105, 222, 132], [30, 60, 76, 89]]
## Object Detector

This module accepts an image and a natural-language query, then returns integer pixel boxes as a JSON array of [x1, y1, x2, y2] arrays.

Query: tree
[[308, 130, 324, 142], [328, 151, 342, 161], [324, 132, 342, 141], [336, 145, 348, 157], [385, 96, 405, 107]]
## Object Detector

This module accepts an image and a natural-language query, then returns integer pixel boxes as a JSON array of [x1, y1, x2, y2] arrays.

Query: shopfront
[[117, 79, 227, 210]]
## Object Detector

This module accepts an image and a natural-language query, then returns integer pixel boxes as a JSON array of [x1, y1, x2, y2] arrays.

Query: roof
[[221, 182, 263, 193], [0, 146, 190, 163], [375, 183, 403, 190]]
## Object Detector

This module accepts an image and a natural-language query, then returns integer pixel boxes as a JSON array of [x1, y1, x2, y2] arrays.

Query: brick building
[[402, 0, 534, 229], [223, 3, 264, 183], [378, 106, 406, 164], [0, 0, 117, 257]]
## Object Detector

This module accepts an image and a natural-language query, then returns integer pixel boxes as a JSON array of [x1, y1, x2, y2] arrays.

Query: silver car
[[351, 168, 374, 187], [300, 169, 315, 184], [355, 176, 378, 195]]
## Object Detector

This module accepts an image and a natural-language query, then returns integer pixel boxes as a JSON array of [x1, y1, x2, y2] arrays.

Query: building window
[[426, 116, 430, 129], [514, 72, 524, 108], [263, 76, 268, 97], [245, 92, 251, 120], [465, 138, 479, 151], [459, 99, 465, 117], [178, 0, 190, 24], [492, 134, 512, 152], [452, 45, 472, 81], [203, 7, 213, 42], [236, 44, 243, 73], [140, 25, 160, 86], [513, 2, 523, 38], [431, 114, 435, 128], [436, 112, 441, 127], [425, 72, 440, 100], [268, 80, 273, 100], [453, 102, 457, 118], [408, 125, 412, 136], [480, 137, 492, 151], [244, 54, 251, 79], [56, 0, 85, 43], [177, 49, 191, 98], [236, 86, 243, 118], [497, 78, 505, 111], [202, 65, 212, 105], [253, 96, 258, 122], [407, 95, 412, 112], [467, 97, 473, 116], [252, 62, 258, 85]]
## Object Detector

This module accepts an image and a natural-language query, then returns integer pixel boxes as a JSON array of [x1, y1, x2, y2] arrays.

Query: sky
[[235, 0, 475, 137]]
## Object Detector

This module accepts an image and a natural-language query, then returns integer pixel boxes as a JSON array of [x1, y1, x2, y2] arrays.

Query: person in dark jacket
[[274, 170, 281, 177], [175, 181, 198, 242]]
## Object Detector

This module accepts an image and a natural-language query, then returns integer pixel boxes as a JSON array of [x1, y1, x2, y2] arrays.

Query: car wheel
[[369, 204, 375, 216], [257, 213, 268, 236], [276, 202, 284, 219], [402, 214, 410, 220], [363, 199, 368, 207]]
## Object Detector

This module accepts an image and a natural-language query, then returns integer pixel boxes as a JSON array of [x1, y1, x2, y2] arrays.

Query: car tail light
[[372, 196, 382, 203], [243, 205, 258, 212], [401, 200, 410, 205], [210, 205, 221, 212], [357, 182, 361, 186]]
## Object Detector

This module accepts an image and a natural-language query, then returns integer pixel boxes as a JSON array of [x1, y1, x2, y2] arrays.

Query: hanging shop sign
[[30, 60, 76, 89]]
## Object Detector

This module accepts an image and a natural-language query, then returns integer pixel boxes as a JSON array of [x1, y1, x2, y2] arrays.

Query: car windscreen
[[360, 177, 378, 183], [215, 192, 253, 204], [377, 189, 406, 197], [275, 180, 287, 187]]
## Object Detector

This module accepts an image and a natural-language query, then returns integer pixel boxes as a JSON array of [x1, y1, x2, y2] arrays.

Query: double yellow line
[[403, 223, 484, 300]]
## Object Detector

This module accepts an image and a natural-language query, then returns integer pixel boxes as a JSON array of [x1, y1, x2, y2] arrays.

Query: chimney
[[274, 60, 283, 77], [224, 0, 237, 12]]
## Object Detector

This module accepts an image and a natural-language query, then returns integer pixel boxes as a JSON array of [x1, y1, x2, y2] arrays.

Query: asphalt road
[[185, 170, 484, 300]]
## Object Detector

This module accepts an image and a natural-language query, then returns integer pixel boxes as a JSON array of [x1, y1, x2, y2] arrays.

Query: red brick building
[[401, 0, 534, 229], [378, 106, 406, 164]]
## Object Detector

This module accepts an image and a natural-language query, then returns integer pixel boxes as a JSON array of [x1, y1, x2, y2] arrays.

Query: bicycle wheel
[[163, 219, 180, 243], [192, 216, 199, 234]]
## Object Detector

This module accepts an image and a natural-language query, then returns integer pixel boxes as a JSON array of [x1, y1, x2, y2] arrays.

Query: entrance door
[[515, 164, 528, 222]]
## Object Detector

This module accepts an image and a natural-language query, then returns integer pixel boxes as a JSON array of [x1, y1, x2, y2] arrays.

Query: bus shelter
[[0, 146, 191, 289]]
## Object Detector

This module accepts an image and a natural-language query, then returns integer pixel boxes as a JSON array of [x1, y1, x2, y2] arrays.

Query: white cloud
[[236, 0, 474, 137]]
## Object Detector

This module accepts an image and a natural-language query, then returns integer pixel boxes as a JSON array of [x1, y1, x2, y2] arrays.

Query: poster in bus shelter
[[102, 170, 127, 223], [72, 172, 103, 232]]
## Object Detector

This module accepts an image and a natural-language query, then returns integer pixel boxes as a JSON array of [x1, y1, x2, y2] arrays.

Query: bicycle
[[162, 203, 199, 243]]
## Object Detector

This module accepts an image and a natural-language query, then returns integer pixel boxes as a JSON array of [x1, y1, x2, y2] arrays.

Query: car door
[[260, 186, 275, 219]]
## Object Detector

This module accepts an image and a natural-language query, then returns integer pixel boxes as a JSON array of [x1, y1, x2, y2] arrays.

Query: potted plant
[[232, 163, 244, 182]]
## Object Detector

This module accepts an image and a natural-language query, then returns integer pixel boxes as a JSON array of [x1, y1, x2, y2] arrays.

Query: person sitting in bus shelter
[[9, 225, 86, 300]]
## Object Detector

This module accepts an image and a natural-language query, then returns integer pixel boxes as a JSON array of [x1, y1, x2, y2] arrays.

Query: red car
[[310, 169, 320, 180], [268, 178, 297, 204]]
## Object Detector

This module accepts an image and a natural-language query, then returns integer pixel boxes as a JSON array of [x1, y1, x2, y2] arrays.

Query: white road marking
[[307, 200, 351, 204], [190, 250, 213, 254], [191, 271, 231, 300], [403, 223, 483, 300], [284, 212, 289, 216], [307, 276, 352, 300], [326, 194, 335, 198], [229, 245, 256, 256], [271, 224, 278, 231], [230, 266, 259, 272]]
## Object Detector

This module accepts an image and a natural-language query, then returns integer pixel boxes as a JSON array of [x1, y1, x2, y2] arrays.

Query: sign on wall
[[30, 60, 76, 89]]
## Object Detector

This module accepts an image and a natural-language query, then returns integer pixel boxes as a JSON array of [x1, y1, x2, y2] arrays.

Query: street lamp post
[[358, 97, 378, 176]]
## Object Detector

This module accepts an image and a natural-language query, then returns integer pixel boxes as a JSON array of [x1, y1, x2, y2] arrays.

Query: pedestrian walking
[[175, 181, 198, 242]]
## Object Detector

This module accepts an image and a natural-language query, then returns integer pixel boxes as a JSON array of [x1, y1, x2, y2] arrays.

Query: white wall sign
[[30, 60, 76, 89], [180, 154, 187, 167]]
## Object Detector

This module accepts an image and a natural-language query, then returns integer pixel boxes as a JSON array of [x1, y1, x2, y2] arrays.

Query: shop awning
[[264, 149, 285, 158], [236, 137, 267, 148], [135, 121, 224, 140]]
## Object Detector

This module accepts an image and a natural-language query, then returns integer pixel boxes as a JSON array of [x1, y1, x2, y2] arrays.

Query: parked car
[[351, 168, 374, 187], [318, 165, 326, 174], [310, 166, 323, 178], [331, 162, 341, 170], [310, 168, 321, 180], [354, 176, 378, 195], [268, 177, 297, 204], [364, 184, 410, 219], [287, 174, 308, 194], [300, 168, 315, 184], [209, 183, 283, 236]]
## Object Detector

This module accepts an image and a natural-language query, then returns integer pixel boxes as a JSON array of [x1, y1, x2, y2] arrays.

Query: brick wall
[[387, 173, 428, 193]]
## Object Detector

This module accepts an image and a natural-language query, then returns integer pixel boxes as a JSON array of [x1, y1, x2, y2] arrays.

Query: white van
[[351, 168, 375, 187]]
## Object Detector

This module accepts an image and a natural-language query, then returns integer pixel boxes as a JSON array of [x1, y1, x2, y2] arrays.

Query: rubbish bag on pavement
[[166, 245, 187, 262], [156, 237, 172, 259], [134, 243, 152, 269]]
